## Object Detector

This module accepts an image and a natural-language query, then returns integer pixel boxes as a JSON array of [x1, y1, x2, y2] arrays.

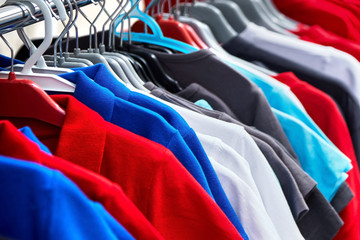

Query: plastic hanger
[[6, 0, 73, 74], [113, 0, 198, 53], [208, 0, 249, 33], [0, 33, 65, 127], [0, 0, 75, 92], [177, 2, 237, 43]]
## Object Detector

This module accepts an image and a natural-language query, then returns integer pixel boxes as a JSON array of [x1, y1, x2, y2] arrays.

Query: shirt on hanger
[[291, 25, 360, 62], [273, 108, 351, 200], [141, 92, 304, 240], [272, 0, 360, 42], [222, 33, 360, 167], [147, 48, 296, 157], [1, 121, 165, 240], [70, 64, 239, 231], [145, 82, 345, 240], [224, 23, 360, 107], [273, 72, 360, 240], [0, 154, 134, 240], [58, 70, 247, 238], [1, 96, 244, 240]]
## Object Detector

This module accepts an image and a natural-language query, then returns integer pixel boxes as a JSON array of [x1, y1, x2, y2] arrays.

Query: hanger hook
[[0, 35, 14, 73]]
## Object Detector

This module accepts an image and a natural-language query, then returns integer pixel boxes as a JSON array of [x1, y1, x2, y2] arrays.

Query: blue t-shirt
[[273, 108, 352, 201], [18, 126, 52, 155], [227, 61, 336, 145], [0, 155, 134, 240], [59, 70, 248, 239]]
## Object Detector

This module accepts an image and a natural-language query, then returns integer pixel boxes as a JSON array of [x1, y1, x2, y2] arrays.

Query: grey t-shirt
[[145, 82, 344, 240], [148, 49, 296, 159]]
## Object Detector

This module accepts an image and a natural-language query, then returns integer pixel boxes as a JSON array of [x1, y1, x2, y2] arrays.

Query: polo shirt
[[1, 96, 243, 240], [58, 71, 247, 238], [142, 96, 304, 240], [4, 122, 165, 240], [19, 126, 52, 155], [147, 85, 344, 239], [0, 154, 134, 240], [58, 71, 211, 195], [274, 72, 360, 240], [272, 0, 360, 42], [224, 23, 360, 106], [70, 64, 238, 233], [148, 48, 295, 156], [292, 25, 360, 62], [221, 33, 360, 166]]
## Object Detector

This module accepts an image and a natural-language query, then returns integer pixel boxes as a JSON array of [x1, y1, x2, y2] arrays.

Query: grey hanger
[[225, 0, 294, 36], [260, 0, 298, 30], [175, 14, 276, 75], [208, 0, 249, 33], [177, 2, 237, 43]]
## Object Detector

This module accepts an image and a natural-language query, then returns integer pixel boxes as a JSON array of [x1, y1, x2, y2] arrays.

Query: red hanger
[[184, 23, 209, 49], [0, 72, 65, 127]]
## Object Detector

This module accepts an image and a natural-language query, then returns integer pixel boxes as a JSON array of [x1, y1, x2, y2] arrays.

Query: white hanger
[[0, 0, 75, 92]]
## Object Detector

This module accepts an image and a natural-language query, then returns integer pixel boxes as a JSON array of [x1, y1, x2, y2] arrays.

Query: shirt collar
[[273, 72, 301, 88], [50, 95, 107, 173], [72, 64, 131, 100], [60, 70, 115, 122]]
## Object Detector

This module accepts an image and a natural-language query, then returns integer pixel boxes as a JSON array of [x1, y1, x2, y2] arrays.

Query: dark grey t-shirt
[[223, 35, 360, 165], [149, 49, 296, 159], [145, 82, 344, 240]]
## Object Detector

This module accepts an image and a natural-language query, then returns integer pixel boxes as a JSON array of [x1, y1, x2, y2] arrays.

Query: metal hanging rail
[[0, 0, 98, 34]]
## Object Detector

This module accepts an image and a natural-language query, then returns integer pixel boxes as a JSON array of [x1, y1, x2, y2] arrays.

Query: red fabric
[[291, 24, 360, 62], [1, 95, 242, 240], [0, 120, 164, 240], [274, 72, 360, 240], [272, 0, 360, 43]]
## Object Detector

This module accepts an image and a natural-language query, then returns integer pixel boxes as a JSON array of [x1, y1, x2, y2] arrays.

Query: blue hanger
[[113, 0, 198, 53]]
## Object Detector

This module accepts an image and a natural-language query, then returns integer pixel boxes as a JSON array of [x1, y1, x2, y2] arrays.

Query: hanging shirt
[[197, 132, 293, 239], [291, 25, 360, 62], [222, 32, 360, 168], [147, 48, 296, 156], [223, 23, 360, 106], [1, 96, 243, 240], [1, 121, 165, 240], [58, 70, 247, 238], [272, 0, 360, 42], [70, 64, 239, 233], [274, 72, 360, 240], [145, 82, 345, 240], [138, 93, 304, 240], [0, 154, 134, 240]]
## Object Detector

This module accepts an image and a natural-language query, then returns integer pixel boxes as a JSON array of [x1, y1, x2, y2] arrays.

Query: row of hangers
[[0, 0, 300, 130]]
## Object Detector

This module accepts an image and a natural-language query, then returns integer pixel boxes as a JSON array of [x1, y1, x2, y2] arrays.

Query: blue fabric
[[273, 108, 352, 201], [227, 61, 336, 146], [0, 54, 24, 70], [60, 69, 248, 239], [18, 127, 52, 155], [70, 64, 249, 240], [0, 155, 134, 240], [194, 99, 214, 110]]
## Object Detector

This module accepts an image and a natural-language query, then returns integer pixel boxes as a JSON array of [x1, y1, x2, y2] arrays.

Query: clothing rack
[[0, 0, 98, 35]]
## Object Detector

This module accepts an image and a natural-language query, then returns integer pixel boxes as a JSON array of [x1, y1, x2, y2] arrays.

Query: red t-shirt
[[272, 0, 360, 43], [1, 95, 242, 240], [274, 72, 360, 240], [0, 120, 164, 240], [291, 24, 360, 62]]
